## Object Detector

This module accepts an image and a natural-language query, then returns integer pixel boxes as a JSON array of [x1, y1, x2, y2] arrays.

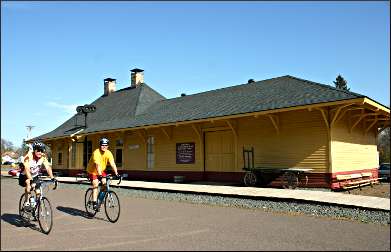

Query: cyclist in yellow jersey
[[87, 137, 119, 210]]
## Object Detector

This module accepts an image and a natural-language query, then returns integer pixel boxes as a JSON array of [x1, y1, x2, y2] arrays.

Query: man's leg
[[24, 179, 31, 206], [92, 178, 99, 202]]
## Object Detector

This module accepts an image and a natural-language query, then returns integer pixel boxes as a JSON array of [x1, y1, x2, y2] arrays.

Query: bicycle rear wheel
[[104, 191, 120, 223], [38, 197, 53, 234], [84, 188, 97, 217]]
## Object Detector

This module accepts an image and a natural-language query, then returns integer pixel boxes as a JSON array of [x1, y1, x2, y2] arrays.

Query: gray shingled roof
[[37, 75, 367, 140]]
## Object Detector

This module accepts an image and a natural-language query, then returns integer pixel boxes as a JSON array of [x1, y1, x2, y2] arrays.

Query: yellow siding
[[123, 132, 146, 170], [51, 140, 69, 170], [51, 109, 330, 174], [154, 125, 202, 172], [331, 113, 378, 173], [238, 110, 328, 172]]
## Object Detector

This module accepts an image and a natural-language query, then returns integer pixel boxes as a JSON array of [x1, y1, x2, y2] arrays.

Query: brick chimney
[[131, 68, 144, 88], [104, 78, 116, 96]]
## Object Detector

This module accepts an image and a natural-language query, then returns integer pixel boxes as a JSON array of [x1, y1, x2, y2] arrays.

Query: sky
[[1, 1, 390, 147]]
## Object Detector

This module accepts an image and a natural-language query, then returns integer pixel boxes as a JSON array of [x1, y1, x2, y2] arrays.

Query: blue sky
[[1, 1, 390, 147]]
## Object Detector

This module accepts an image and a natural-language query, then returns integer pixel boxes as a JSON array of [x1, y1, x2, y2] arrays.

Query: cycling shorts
[[87, 171, 107, 181]]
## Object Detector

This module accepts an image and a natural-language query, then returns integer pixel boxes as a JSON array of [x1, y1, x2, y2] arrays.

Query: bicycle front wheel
[[104, 191, 120, 223], [18, 193, 29, 221], [84, 188, 97, 217], [38, 197, 53, 234]]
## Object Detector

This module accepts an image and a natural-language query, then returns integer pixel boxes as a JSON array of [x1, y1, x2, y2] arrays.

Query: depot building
[[32, 68, 390, 189]]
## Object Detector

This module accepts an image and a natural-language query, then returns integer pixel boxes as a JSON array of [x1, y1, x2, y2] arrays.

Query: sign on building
[[176, 142, 195, 164]]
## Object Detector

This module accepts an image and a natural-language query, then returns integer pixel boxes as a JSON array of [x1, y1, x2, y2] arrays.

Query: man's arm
[[95, 163, 102, 176], [109, 159, 119, 176], [24, 161, 33, 180], [43, 158, 55, 179]]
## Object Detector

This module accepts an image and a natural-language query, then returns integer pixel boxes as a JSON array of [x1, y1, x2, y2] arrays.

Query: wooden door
[[205, 131, 234, 172]]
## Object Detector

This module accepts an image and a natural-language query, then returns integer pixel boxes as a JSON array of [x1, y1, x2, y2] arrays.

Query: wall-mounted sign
[[176, 142, 195, 164], [128, 144, 140, 150]]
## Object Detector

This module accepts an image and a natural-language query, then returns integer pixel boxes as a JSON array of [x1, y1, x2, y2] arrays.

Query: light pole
[[26, 125, 35, 140]]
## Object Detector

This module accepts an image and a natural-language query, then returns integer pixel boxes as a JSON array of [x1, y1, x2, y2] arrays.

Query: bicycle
[[18, 175, 58, 234], [84, 174, 122, 223]]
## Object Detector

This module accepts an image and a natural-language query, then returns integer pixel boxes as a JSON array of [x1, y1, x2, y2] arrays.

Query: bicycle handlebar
[[98, 174, 122, 185]]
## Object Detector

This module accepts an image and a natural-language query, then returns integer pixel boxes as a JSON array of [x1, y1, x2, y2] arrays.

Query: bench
[[360, 172, 379, 186], [336, 173, 377, 192]]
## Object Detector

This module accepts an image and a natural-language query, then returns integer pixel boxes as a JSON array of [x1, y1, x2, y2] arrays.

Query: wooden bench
[[360, 172, 379, 186], [336, 173, 363, 191], [336, 173, 378, 192]]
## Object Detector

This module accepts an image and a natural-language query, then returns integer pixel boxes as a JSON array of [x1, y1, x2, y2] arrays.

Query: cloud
[[46, 101, 78, 115]]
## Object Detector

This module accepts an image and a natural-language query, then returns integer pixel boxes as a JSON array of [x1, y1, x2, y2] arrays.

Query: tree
[[333, 74, 350, 91], [1, 138, 15, 153], [378, 127, 390, 164]]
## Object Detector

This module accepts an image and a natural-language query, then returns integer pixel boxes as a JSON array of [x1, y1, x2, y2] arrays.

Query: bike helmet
[[99, 137, 109, 146], [32, 141, 45, 152]]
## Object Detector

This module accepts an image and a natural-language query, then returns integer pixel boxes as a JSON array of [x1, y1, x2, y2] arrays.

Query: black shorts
[[18, 174, 27, 187]]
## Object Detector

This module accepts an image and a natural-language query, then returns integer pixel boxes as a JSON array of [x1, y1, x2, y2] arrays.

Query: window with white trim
[[147, 136, 154, 169]]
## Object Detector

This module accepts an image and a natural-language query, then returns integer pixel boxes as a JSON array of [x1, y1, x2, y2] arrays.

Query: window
[[83, 140, 92, 168], [115, 149, 123, 167], [71, 142, 76, 167], [147, 136, 154, 169], [58, 152, 63, 165]]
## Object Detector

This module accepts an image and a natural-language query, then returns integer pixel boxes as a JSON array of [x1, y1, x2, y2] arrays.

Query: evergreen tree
[[333, 74, 350, 91]]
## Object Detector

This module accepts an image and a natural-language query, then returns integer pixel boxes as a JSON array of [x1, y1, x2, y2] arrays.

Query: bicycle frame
[[95, 175, 122, 208]]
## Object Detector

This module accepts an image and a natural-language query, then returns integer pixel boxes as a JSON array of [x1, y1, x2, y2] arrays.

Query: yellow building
[[34, 69, 390, 189]]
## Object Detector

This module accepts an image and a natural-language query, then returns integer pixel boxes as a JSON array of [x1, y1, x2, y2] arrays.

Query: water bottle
[[98, 191, 105, 202], [30, 197, 36, 208]]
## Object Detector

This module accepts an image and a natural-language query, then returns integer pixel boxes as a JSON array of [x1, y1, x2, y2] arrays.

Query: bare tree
[[378, 127, 390, 164], [1, 138, 15, 153]]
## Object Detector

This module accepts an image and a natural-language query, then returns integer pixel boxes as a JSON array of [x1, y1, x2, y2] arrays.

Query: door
[[205, 131, 235, 172]]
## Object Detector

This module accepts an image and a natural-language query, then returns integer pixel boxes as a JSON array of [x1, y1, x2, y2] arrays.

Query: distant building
[[32, 68, 390, 189], [1, 151, 19, 164]]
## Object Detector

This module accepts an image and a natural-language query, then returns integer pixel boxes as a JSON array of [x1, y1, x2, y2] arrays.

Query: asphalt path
[[1, 177, 390, 251]]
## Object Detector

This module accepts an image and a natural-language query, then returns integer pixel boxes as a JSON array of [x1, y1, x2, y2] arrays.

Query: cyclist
[[19, 141, 56, 207], [86, 137, 119, 210]]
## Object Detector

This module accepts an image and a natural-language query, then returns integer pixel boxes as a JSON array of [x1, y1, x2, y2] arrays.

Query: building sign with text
[[176, 142, 195, 164]]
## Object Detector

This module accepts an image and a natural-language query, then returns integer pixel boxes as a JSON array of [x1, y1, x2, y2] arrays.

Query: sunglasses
[[35, 149, 44, 152]]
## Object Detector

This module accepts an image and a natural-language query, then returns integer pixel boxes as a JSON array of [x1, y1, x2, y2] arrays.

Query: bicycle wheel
[[282, 172, 299, 189], [84, 188, 97, 217], [37, 197, 53, 234], [18, 193, 30, 221], [104, 191, 120, 223]]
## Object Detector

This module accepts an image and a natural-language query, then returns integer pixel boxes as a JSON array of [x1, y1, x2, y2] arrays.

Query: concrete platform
[[54, 176, 390, 211]]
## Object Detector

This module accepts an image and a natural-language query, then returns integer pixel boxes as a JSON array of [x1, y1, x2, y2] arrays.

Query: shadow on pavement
[[1, 213, 40, 232], [56, 206, 108, 222], [56, 206, 91, 219]]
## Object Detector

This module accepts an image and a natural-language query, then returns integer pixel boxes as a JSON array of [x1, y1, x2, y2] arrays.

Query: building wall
[[331, 112, 378, 173], [50, 109, 330, 181], [238, 109, 329, 173]]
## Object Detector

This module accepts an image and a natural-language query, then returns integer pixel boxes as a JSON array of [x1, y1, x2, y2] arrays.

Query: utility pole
[[26, 125, 35, 140]]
